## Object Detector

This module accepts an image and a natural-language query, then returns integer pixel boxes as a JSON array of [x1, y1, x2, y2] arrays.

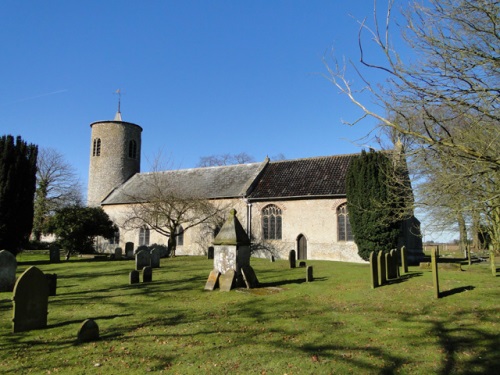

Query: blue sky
[[1, 1, 448, 240]]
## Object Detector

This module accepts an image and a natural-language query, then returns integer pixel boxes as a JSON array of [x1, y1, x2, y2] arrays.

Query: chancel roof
[[248, 154, 355, 200], [101, 160, 267, 205]]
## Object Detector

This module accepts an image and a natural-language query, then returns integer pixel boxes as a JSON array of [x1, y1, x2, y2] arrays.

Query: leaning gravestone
[[12, 266, 49, 333], [49, 244, 60, 263], [241, 265, 259, 289], [204, 270, 220, 291], [129, 270, 139, 284], [150, 248, 160, 268], [77, 319, 99, 342], [125, 242, 134, 258], [0, 250, 17, 292], [142, 266, 152, 282], [135, 250, 150, 271], [289, 250, 296, 269], [219, 270, 235, 292]]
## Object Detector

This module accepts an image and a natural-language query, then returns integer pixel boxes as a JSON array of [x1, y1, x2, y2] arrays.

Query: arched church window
[[176, 226, 184, 246], [93, 138, 101, 156], [139, 226, 150, 246], [262, 204, 282, 240], [128, 140, 137, 159], [337, 204, 353, 242]]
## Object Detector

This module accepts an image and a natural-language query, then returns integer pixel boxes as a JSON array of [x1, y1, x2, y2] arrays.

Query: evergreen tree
[[346, 150, 405, 261], [0, 135, 38, 254]]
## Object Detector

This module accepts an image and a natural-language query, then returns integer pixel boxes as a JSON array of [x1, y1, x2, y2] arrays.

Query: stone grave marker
[[369, 252, 378, 289], [77, 319, 99, 342], [385, 253, 391, 280], [49, 244, 60, 263], [207, 246, 214, 260], [219, 270, 235, 292], [289, 250, 296, 268], [129, 270, 139, 284], [0, 250, 17, 292], [142, 266, 152, 282], [377, 251, 386, 286], [125, 242, 134, 258], [431, 248, 440, 298], [204, 270, 220, 291], [150, 248, 160, 268], [401, 246, 408, 274], [299, 261, 307, 268], [270, 255, 275, 262], [114, 247, 123, 260], [306, 265, 314, 282], [45, 273, 57, 296], [12, 266, 49, 333], [241, 265, 259, 288], [135, 249, 150, 271]]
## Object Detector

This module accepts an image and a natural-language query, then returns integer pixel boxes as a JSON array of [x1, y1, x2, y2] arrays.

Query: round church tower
[[87, 110, 142, 206]]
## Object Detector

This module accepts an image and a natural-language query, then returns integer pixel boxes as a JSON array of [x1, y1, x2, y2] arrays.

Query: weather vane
[[114, 89, 123, 113]]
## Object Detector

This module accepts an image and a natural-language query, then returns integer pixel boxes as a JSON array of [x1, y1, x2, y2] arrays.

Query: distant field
[[1, 252, 499, 374]]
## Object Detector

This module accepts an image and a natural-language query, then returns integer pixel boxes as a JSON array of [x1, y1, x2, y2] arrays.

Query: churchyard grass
[[1, 252, 498, 374]]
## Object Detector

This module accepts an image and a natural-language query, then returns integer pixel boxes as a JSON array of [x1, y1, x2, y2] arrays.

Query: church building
[[88, 111, 423, 263]]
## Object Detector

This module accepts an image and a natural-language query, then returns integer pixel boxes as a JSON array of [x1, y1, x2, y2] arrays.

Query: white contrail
[[1, 89, 69, 106]]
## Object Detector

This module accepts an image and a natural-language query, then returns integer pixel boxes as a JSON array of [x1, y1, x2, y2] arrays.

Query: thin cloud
[[1, 89, 69, 106]]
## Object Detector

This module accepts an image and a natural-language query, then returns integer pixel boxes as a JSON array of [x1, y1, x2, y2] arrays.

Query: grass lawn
[[1, 252, 499, 374]]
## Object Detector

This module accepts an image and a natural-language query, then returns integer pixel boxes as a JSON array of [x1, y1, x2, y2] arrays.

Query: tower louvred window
[[93, 138, 101, 156]]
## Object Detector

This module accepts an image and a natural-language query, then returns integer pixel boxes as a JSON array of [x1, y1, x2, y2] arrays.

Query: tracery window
[[139, 226, 150, 246], [93, 138, 101, 156], [337, 204, 353, 242], [128, 140, 137, 159], [262, 204, 282, 240]]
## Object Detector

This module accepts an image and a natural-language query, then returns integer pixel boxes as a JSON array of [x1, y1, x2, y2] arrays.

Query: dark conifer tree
[[0, 135, 38, 254]]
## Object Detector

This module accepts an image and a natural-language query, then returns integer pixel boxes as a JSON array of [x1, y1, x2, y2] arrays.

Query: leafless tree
[[197, 152, 255, 167]]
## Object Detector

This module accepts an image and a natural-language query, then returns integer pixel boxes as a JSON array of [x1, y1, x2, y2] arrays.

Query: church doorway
[[297, 234, 307, 260]]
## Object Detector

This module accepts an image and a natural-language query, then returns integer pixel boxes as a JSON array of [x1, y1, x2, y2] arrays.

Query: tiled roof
[[101, 161, 267, 205], [248, 154, 355, 199]]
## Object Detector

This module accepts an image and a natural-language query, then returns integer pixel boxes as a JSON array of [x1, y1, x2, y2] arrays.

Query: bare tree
[[326, 0, 500, 250], [32, 147, 83, 241], [197, 152, 255, 167]]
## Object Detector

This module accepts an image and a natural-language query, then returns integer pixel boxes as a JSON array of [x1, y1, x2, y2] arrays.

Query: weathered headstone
[[377, 251, 386, 286], [389, 250, 397, 279], [385, 253, 391, 280], [114, 247, 123, 260], [150, 248, 160, 268], [0, 250, 17, 292], [369, 251, 378, 289], [142, 266, 152, 282], [125, 242, 134, 258], [45, 273, 57, 296], [306, 265, 314, 282], [135, 249, 150, 271], [270, 255, 275, 262], [431, 248, 440, 298], [299, 261, 307, 268], [207, 246, 214, 260], [219, 270, 235, 292], [77, 319, 99, 342], [241, 265, 259, 288], [49, 244, 60, 263], [204, 270, 220, 291], [129, 270, 139, 284], [401, 246, 408, 274], [289, 250, 296, 269], [12, 266, 49, 333]]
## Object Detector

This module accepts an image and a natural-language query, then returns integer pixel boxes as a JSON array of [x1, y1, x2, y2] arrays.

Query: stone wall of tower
[[87, 120, 142, 207]]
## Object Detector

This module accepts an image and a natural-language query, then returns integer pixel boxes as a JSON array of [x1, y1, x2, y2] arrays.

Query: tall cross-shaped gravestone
[[205, 209, 257, 291]]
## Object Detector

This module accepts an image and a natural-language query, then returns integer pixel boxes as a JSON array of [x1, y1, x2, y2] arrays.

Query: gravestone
[[306, 265, 314, 282], [207, 246, 214, 260], [204, 270, 220, 291], [385, 253, 391, 280], [49, 244, 60, 263], [270, 255, 275, 262], [377, 251, 386, 286], [219, 270, 235, 292], [370, 251, 378, 289], [129, 270, 139, 284], [135, 250, 150, 271], [77, 319, 99, 342], [142, 266, 152, 282], [401, 246, 408, 274], [241, 265, 259, 289], [45, 273, 57, 296], [299, 261, 307, 268], [114, 247, 123, 260], [125, 242, 134, 258], [289, 250, 296, 269], [12, 266, 49, 333], [150, 248, 160, 268], [0, 250, 17, 292], [431, 248, 440, 298]]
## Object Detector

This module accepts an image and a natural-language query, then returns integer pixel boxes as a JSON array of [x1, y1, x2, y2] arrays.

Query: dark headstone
[[207, 246, 214, 260], [49, 245, 60, 263], [369, 252, 378, 289], [289, 250, 296, 268], [150, 249, 160, 268], [125, 242, 134, 258], [241, 265, 259, 288], [306, 265, 314, 282], [431, 248, 440, 299], [142, 266, 152, 282], [270, 255, 275, 262], [45, 273, 57, 296], [135, 250, 150, 271], [204, 270, 220, 291], [129, 270, 139, 284], [114, 247, 123, 260], [0, 250, 17, 292], [299, 261, 307, 268], [401, 246, 408, 274], [377, 251, 386, 286], [12, 266, 49, 333], [77, 319, 99, 342], [219, 270, 235, 292]]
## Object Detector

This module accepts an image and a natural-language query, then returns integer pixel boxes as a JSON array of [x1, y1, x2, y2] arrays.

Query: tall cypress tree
[[0, 135, 38, 254], [346, 149, 404, 261]]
